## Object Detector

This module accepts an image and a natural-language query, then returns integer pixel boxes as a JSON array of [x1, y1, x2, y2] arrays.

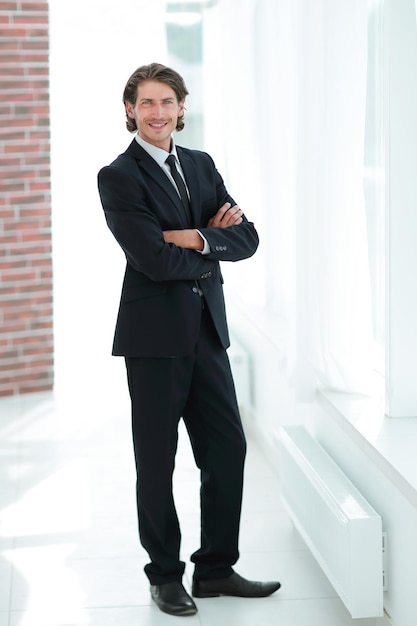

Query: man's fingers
[[221, 205, 242, 224], [219, 202, 232, 221], [207, 203, 243, 228]]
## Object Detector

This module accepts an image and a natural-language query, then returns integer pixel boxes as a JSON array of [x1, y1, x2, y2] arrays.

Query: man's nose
[[152, 104, 164, 118]]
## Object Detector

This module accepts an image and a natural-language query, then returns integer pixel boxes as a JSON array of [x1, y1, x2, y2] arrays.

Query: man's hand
[[207, 202, 243, 228], [163, 202, 243, 250], [163, 229, 204, 251]]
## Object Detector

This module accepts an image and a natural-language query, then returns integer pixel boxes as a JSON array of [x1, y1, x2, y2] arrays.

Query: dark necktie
[[165, 154, 191, 223]]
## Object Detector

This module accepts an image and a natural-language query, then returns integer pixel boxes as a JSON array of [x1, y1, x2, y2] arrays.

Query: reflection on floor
[[0, 391, 391, 626]]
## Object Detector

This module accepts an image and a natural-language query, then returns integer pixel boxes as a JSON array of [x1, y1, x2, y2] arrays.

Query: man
[[97, 63, 281, 617]]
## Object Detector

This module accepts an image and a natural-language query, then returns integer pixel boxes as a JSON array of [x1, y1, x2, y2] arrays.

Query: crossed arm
[[163, 202, 243, 251]]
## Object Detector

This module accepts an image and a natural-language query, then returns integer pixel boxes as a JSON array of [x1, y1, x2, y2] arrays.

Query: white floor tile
[[9, 552, 149, 611], [0, 392, 391, 626], [9, 604, 203, 626], [11, 515, 144, 562], [196, 596, 390, 626]]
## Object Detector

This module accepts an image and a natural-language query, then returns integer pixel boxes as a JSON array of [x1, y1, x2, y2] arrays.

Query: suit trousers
[[125, 305, 247, 586]]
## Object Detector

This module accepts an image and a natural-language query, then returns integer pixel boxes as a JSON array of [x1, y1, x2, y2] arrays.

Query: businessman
[[97, 63, 281, 617]]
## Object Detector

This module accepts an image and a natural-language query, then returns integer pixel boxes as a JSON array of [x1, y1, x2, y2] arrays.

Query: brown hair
[[123, 63, 189, 133]]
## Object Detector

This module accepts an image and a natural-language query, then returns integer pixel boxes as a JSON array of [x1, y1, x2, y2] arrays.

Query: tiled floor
[[0, 389, 391, 626]]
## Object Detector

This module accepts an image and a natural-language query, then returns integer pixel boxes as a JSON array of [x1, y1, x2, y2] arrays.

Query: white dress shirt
[[134, 134, 210, 254]]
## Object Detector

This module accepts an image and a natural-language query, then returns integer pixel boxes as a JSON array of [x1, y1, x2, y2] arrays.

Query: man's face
[[125, 80, 184, 152]]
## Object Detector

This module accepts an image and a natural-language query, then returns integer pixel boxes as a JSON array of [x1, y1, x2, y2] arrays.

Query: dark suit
[[98, 138, 259, 585]]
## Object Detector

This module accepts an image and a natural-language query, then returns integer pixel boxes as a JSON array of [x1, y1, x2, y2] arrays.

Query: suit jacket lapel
[[126, 139, 189, 227]]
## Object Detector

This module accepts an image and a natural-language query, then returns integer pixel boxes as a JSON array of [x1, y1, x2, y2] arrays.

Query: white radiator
[[280, 425, 384, 619]]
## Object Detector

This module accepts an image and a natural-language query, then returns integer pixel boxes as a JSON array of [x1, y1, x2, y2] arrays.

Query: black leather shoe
[[192, 572, 281, 598], [150, 582, 197, 616]]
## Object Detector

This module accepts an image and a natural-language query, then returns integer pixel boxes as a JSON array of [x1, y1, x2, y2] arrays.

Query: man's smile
[[149, 121, 168, 129]]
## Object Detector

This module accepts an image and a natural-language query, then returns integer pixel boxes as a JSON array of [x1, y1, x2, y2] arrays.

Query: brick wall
[[0, 1, 53, 396]]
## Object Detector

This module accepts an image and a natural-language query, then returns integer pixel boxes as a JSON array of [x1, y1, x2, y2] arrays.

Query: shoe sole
[[192, 582, 281, 599], [152, 599, 197, 616]]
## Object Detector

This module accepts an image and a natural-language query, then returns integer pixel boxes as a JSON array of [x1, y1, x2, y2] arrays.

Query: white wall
[[49, 0, 167, 399]]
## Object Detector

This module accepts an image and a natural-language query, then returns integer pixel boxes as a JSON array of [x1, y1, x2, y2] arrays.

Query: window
[[165, 1, 207, 149]]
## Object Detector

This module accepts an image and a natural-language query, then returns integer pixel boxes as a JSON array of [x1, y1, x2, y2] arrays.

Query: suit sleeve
[[199, 219, 259, 262], [98, 164, 217, 282], [196, 156, 259, 262]]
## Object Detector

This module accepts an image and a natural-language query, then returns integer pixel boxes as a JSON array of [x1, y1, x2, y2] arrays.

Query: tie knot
[[166, 154, 176, 167]]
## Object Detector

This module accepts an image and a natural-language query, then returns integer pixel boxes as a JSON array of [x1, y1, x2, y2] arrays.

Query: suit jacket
[[97, 138, 259, 357]]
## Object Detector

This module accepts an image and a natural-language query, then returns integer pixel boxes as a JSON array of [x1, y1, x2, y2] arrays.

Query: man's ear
[[125, 101, 135, 118]]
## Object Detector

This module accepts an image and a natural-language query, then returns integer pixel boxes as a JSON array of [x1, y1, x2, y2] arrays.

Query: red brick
[[13, 15, 48, 26], [0, 260, 27, 271], [0, 182, 25, 194], [0, 28, 27, 38], [0, 2, 19, 9], [24, 156, 50, 167], [0, 349, 19, 360], [9, 242, 51, 255], [0, 65, 25, 77], [0, 129, 24, 141], [20, 207, 50, 218], [22, 53, 48, 63], [29, 181, 50, 192], [21, 3, 47, 10], [0, 40, 18, 51], [1, 269, 37, 282], [22, 384, 53, 394], [1, 171, 36, 183], [1, 369, 51, 383], [21, 40, 48, 51], [0, 157, 20, 167], [21, 344, 53, 356], [27, 27, 48, 38], [15, 104, 48, 116], [3, 218, 50, 232], [12, 333, 51, 346], [27, 65, 49, 76], [29, 317, 53, 330], [0, 233, 19, 245], [8, 91, 35, 102], [8, 193, 46, 204], [0, 321, 27, 333]]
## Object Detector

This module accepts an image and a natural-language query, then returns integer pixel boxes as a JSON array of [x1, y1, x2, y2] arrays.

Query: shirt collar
[[135, 133, 179, 167]]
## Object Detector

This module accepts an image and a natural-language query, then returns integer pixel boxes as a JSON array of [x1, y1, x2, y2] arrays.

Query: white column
[[385, 0, 417, 417]]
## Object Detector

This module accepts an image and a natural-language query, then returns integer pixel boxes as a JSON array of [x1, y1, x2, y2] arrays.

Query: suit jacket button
[[192, 286, 198, 293]]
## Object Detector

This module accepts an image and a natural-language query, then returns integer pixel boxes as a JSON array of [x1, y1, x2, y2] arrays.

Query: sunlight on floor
[[0, 392, 392, 626]]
